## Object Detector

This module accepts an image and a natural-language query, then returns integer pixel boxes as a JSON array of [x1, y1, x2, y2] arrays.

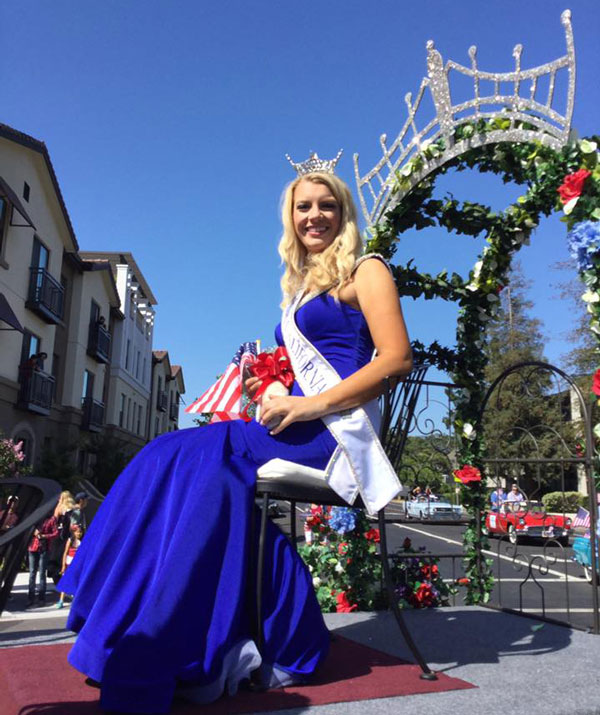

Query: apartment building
[[0, 122, 185, 476], [150, 351, 185, 438], [79, 252, 158, 451]]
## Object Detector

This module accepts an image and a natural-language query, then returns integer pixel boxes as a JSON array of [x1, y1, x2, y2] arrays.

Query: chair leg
[[378, 510, 437, 680], [249, 492, 271, 691], [289, 499, 297, 548]]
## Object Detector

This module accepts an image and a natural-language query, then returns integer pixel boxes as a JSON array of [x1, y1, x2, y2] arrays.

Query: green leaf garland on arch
[[367, 121, 600, 603]]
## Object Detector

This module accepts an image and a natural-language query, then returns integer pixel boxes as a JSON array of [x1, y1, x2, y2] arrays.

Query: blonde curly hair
[[278, 173, 363, 306]]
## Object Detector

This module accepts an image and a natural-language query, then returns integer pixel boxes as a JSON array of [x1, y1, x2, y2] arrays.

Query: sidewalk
[[1, 573, 599, 714]]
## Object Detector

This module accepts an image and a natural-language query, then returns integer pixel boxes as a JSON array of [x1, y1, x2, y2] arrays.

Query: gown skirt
[[59, 294, 374, 713]]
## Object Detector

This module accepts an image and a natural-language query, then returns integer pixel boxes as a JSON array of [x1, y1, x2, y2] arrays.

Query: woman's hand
[[259, 394, 325, 436], [244, 375, 262, 400]]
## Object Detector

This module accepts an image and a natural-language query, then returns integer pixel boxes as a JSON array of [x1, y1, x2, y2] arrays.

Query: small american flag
[[573, 506, 591, 529], [185, 341, 258, 420]]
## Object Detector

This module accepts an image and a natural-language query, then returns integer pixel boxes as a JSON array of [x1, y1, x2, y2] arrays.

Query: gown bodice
[[275, 293, 374, 395]]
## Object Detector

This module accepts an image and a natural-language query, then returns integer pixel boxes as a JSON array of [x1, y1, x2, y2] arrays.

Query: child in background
[[57, 524, 83, 609]]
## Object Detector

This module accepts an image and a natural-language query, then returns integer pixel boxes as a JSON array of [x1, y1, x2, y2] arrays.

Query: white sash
[[281, 291, 402, 515]]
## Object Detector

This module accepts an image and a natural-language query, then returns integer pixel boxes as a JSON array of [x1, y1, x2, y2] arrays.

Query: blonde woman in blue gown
[[59, 159, 412, 713]]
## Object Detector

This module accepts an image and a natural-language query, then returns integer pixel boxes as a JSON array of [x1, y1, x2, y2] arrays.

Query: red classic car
[[483, 501, 572, 545]]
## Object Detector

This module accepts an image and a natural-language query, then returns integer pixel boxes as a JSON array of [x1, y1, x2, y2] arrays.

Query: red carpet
[[1, 636, 474, 714]]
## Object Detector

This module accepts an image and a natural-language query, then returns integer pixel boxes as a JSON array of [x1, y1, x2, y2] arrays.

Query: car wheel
[[507, 525, 518, 545]]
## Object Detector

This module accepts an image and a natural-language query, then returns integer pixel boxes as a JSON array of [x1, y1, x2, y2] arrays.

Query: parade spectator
[[504, 483, 524, 511], [48, 491, 76, 584], [57, 524, 84, 609], [411, 486, 423, 500], [68, 491, 89, 532], [34, 351, 48, 371], [27, 514, 58, 607], [490, 487, 506, 512], [0, 496, 19, 532]]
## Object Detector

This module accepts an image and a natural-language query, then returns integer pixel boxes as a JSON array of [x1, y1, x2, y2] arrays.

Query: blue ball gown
[[59, 294, 375, 713]]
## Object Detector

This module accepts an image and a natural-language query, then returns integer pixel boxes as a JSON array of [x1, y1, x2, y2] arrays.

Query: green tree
[[482, 263, 573, 494], [554, 260, 598, 389]]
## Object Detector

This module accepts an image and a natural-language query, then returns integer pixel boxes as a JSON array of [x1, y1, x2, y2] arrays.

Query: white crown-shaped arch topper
[[354, 9, 576, 227]]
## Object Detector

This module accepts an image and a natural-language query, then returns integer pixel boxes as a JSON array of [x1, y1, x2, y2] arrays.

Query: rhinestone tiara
[[285, 149, 343, 176]]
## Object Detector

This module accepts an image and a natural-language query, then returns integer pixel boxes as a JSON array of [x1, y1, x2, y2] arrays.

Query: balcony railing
[[157, 391, 167, 412], [87, 322, 111, 364], [26, 267, 64, 324], [82, 397, 104, 432], [169, 402, 178, 421], [17, 369, 55, 416]]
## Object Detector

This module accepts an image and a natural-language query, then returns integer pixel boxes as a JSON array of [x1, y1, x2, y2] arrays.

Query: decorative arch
[[353, 10, 600, 602]]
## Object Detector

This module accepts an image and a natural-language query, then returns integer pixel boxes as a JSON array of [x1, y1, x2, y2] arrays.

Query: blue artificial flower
[[328, 507, 358, 534], [567, 220, 600, 273]]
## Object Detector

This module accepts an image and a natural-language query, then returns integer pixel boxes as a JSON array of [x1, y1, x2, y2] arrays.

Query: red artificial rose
[[557, 169, 591, 204], [402, 537, 412, 550], [593, 369, 600, 397], [453, 465, 482, 485], [338, 541, 349, 556], [410, 583, 435, 608], [421, 564, 439, 580], [456, 577, 470, 586], [364, 528, 380, 543], [305, 514, 321, 529], [336, 591, 358, 613]]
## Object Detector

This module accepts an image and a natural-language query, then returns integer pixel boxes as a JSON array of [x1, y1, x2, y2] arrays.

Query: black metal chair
[[252, 364, 437, 681], [0, 476, 62, 616]]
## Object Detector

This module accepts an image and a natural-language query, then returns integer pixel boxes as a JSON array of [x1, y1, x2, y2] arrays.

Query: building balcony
[[157, 390, 167, 412], [82, 397, 105, 432], [87, 322, 111, 364], [26, 267, 64, 324], [17, 369, 55, 416], [169, 403, 178, 421]]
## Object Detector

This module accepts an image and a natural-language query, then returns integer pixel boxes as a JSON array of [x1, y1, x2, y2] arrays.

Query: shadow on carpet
[[3, 635, 474, 714]]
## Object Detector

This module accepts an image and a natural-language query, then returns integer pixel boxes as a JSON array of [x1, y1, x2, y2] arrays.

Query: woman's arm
[[61, 538, 71, 574], [260, 258, 412, 435]]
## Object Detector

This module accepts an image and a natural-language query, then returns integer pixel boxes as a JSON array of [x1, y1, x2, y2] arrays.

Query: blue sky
[[2, 1, 599, 428]]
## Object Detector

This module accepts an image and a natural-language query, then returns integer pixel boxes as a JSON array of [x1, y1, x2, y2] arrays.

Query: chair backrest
[[378, 364, 430, 471]]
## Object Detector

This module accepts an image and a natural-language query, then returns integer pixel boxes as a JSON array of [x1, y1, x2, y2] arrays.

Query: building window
[[155, 416, 159, 438], [0, 197, 7, 257], [20, 331, 40, 367], [23, 182, 30, 202], [31, 236, 49, 270], [119, 393, 126, 427], [137, 404, 142, 435], [82, 369, 94, 405], [143, 357, 147, 385], [125, 339, 131, 370], [13, 430, 34, 466], [135, 350, 140, 380], [127, 398, 132, 431]]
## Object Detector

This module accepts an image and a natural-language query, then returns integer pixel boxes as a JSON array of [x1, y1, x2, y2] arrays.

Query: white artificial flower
[[335, 562, 345, 574], [582, 290, 600, 303], [580, 139, 598, 154], [563, 196, 579, 215], [462, 423, 476, 441], [594, 423, 600, 440], [312, 577, 322, 588]]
